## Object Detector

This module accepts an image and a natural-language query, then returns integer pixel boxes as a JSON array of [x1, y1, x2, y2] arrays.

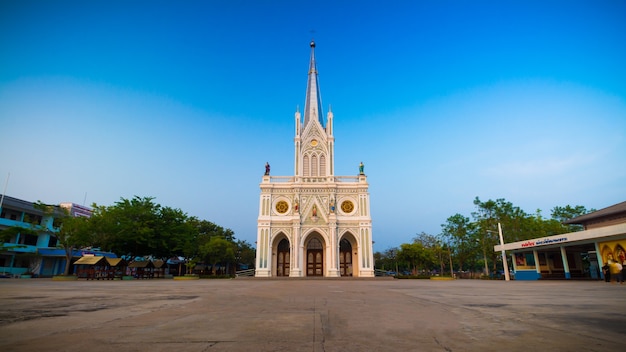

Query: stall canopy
[[128, 260, 155, 269], [73, 256, 107, 266], [106, 258, 127, 267]]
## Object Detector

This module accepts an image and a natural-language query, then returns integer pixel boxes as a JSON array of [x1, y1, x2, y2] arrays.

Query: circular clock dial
[[341, 200, 354, 213], [275, 201, 289, 214]]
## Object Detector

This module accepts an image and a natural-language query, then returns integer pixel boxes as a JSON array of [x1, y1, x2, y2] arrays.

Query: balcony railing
[[265, 176, 362, 183]]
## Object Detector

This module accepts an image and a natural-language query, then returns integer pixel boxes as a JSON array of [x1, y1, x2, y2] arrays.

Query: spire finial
[[303, 40, 324, 128]]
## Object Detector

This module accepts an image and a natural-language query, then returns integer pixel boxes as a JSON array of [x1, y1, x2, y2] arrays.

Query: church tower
[[255, 41, 374, 278]]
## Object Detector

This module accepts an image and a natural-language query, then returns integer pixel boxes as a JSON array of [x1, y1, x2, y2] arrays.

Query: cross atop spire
[[303, 40, 324, 128]]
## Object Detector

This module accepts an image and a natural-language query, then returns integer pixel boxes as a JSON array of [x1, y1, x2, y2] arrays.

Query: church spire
[[303, 40, 324, 128]]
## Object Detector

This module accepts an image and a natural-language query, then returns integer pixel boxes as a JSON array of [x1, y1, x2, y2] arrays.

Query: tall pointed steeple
[[303, 40, 324, 128], [256, 38, 375, 279]]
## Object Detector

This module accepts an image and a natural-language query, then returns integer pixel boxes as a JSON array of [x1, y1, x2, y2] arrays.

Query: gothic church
[[255, 41, 375, 277]]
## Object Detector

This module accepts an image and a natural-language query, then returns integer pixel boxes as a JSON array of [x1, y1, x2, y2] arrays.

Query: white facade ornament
[[255, 42, 374, 278]]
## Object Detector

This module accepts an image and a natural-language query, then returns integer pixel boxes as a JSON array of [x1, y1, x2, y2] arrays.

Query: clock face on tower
[[275, 201, 289, 214], [341, 200, 354, 213]]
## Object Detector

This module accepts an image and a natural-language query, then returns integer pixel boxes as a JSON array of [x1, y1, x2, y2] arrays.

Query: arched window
[[311, 154, 318, 176], [319, 154, 326, 176], [303, 155, 310, 176]]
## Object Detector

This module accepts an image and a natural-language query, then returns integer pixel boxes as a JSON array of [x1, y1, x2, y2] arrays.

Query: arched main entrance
[[306, 238, 323, 276], [277, 239, 290, 277], [339, 238, 353, 276]]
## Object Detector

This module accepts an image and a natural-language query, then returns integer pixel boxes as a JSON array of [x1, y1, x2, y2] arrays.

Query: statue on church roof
[[265, 162, 270, 176], [359, 161, 364, 175]]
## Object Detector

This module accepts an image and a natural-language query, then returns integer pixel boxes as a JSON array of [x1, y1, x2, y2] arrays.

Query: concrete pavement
[[0, 278, 624, 351]]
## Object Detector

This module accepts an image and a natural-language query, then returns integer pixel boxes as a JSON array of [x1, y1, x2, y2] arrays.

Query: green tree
[[201, 236, 235, 275], [235, 239, 256, 270], [441, 213, 475, 272], [182, 218, 234, 261], [90, 196, 196, 258], [412, 232, 442, 273], [87, 204, 118, 252], [374, 247, 399, 272], [54, 212, 91, 275], [105, 196, 162, 257], [551, 205, 591, 232], [155, 206, 192, 258], [398, 242, 433, 274]]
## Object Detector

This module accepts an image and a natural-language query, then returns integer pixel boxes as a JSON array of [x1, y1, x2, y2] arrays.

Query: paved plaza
[[0, 278, 624, 351]]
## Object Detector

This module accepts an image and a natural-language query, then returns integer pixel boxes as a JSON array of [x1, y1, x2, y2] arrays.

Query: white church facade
[[255, 41, 375, 278]]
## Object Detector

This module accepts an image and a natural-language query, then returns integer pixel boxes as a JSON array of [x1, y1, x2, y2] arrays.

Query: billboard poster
[[598, 239, 626, 281]]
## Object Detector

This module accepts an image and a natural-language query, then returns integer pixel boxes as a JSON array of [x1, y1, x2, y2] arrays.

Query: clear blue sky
[[1, 1, 625, 251]]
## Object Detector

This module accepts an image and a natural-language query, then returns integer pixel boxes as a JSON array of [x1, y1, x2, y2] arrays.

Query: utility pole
[[498, 222, 510, 281]]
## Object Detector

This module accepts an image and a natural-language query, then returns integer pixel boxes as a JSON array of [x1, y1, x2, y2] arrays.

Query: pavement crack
[[433, 336, 452, 352]]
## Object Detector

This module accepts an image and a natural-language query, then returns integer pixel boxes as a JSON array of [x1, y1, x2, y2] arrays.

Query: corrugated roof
[[106, 257, 127, 267], [564, 201, 626, 224], [74, 256, 107, 265], [128, 260, 154, 268]]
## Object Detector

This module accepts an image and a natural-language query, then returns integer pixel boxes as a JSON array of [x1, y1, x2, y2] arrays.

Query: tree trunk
[[64, 246, 73, 276]]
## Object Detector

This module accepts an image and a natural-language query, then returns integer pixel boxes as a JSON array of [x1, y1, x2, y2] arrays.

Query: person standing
[[609, 260, 622, 284], [602, 263, 611, 282]]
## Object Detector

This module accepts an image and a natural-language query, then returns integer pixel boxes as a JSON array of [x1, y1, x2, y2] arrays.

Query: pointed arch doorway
[[277, 239, 290, 277], [306, 237, 324, 276], [340, 238, 353, 276]]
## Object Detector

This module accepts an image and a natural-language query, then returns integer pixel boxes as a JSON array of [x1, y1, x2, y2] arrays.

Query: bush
[[395, 274, 431, 279], [199, 274, 233, 279]]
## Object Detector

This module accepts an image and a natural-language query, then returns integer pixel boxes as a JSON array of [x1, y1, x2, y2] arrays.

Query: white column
[[328, 220, 340, 277], [533, 250, 541, 279], [255, 227, 271, 277], [290, 222, 302, 277], [560, 246, 571, 279]]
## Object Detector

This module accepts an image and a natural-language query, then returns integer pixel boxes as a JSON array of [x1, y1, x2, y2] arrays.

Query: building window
[[303, 155, 310, 176], [24, 213, 43, 225], [311, 155, 318, 176], [48, 236, 58, 247], [20, 234, 38, 246]]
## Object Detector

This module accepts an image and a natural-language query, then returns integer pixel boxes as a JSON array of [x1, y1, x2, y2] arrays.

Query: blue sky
[[1, 1, 625, 251]]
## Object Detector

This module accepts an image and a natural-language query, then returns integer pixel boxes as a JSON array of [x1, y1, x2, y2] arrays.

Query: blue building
[[0, 195, 116, 277], [495, 201, 626, 280]]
